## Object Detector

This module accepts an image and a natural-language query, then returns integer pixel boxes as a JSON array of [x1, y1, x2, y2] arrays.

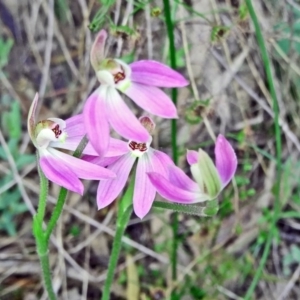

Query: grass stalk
[[244, 0, 282, 298], [162, 0, 179, 284]]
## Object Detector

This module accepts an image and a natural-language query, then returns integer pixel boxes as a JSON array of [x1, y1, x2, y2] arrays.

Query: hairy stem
[[33, 175, 56, 300], [101, 206, 132, 300], [36, 160, 49, 224], [101, 176, 135, 300], [153, 200, 219, 216], [44, 187, 68, 243]]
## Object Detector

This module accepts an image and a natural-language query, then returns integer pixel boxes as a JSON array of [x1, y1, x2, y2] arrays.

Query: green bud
[[190, 149, 222, 199]]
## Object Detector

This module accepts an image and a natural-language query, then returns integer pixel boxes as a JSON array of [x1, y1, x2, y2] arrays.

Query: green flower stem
[[163, 0, 179, 283], [44, 187, 68, 243], [33, 165, 56, 300], [38, 249, 57, 300], [153, 200, 219, 216], [34, 136, 89, 300], [36, 160, 49, 224], [244, 1, 282, 299], [101, 177, 135, 300]]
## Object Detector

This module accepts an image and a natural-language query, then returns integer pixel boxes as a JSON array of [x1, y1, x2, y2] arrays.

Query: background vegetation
[[1, 0, 300, 299]]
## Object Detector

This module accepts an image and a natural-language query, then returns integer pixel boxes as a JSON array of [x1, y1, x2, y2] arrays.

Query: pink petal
[[39, 151, 83, 194], [107, 138, 129, 157], [50, 136, 97, 155], [130, 60, 189, 87], [97, 153, 136, 209], [76, 154, 122, 170], [147, 172, 207, 203], [65, 114, 85, 137], [124, 83, 178, 118], [82, 155, 123, 167], [49, 148, 115, 180], [106, 87, 149, 142], [186, 150, 198, 165], [90, 29, 107, 70], [83, 87, 110, 157], [133, 155, 156, 219], [215, 134, 237, 187], [50, 137, 128, 157], [168, 165, 200, 192], [150, 149, 174, 177]]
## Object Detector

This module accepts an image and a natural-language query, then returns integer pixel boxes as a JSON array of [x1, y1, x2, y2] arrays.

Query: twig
[[178, 7, 216, 141], [38, 0, 54, 98], [145, 3, 153, 59], [277, 264, 300, 300], [0, 129, 35, 215], [211, 49, 300, 152]]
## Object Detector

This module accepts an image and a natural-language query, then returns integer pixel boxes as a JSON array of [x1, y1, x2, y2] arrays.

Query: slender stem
[[153, 200, 219, 216], [33, 161, 56, 299], [162, 0, 178, 162], [244, 1, 282, 299], [101, 176, 135, 300], [44, 187, 68, 243], [38, 250, 57, 300], [34, 218, 57, 300], [101, 206, 132, 300], [36, 159, 49, 224], [163, 0, 179, 283]]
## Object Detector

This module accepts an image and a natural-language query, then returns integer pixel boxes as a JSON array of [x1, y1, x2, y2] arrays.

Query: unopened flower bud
[[190, 149, 222, 199]]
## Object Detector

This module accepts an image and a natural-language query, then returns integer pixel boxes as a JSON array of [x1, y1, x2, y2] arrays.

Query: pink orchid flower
[[84, 29, 189, 157], [91, 116, 174, 219], [147, 135, 237, 203], [28, 94, 118, 195]]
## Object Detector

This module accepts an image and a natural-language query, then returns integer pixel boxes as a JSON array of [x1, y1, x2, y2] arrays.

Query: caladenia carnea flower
[[27, 93, 119, 194], [92, 116, 175, 219], [147, 135, 237, 203], [84, 29, 189, 157]]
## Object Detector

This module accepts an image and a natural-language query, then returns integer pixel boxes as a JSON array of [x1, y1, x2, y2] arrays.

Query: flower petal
[[130, 60, 188, 87], [49, 148, 115, 180], [150, 149, 174, 177], [186, 150, 198, 165], [133, 155, 156, 219], [124, 83, 178, 118], [82, 155, 122, 167], [50, 136, 97, 155], [39, 150, 83, 194], [168, 165, 201, 192], [50, 136, 128, 157], [83, 87, 110, 157], [106, 138, 129, 157], [215, 134, 237, 187], [65, 114, 85, 137], [147, 172, 207, 203], [106, 87, 149, 142], [97, 153, 136, 209], [90, 29, 107, 71]]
